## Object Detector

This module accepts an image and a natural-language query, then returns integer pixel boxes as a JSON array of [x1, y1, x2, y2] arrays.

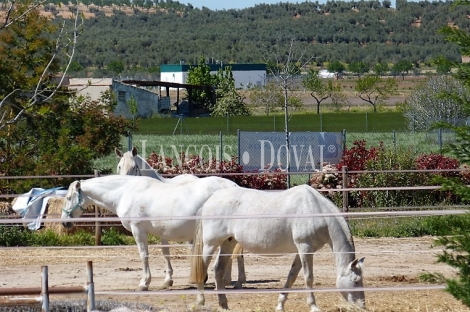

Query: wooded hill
[[36, 0, 470, 77]]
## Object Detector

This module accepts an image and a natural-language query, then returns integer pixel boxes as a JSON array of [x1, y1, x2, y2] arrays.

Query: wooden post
[[342, 166, 349, 213], [94, 170, 101, 246]]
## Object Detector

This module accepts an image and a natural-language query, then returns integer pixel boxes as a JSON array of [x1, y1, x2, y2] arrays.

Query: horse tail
[[231, 243, 243, 260], [189, 218, 205, 284]]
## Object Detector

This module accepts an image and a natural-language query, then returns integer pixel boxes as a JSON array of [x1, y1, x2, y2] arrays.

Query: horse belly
[[147, 220, 196, 241], [233, 221, 297, 256]]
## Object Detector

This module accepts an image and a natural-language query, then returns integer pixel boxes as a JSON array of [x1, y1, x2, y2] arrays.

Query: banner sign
[[238, 131, 343, 172]]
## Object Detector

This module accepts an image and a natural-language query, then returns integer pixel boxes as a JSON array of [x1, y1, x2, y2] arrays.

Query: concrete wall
[[112, 80, 161, 118]]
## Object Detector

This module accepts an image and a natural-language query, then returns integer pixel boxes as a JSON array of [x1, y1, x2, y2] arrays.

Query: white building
[[160, 63, 267, 89]]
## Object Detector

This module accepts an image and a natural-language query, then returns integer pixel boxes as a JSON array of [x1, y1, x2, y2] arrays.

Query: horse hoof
[[136, 285, 149, 291], [233, 282, 243, 289], [161, 280, 173, 289]]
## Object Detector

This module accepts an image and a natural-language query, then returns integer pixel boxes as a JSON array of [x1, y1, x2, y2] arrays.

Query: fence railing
[[0, 261, 95, 312]]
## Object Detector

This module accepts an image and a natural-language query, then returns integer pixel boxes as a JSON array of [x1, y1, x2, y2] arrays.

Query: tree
[[355, 76, 398, 112], [0, 0, 83, 130], [264, 37, 314, 187], [211, 66, 251, 117], [327, 60, 346, 80], [186, 56, 214, 109], [249, 82, 283, 115], [402, 76, 469, 131], [391, 60, 413, 81], [419, 4, 470, 304], [302, 69, 332, 114], [0, 1, 131, 192], [434, 57, 452, 75], [348, 61, 370, 77], [107, 59, 125, 76], [372, 62, 389, 77]]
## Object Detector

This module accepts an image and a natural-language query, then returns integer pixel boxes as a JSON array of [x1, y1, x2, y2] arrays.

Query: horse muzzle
[[62, 222, 73, 229]]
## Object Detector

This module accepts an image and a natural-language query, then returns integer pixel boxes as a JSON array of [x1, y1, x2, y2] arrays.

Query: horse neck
[[80, 178, 121, 214], [327, 216, 357, 275]]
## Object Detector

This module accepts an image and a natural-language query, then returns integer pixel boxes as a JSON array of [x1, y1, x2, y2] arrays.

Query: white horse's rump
[[61, 175, 239, 291], [190, 184, 365, 312], [115, 146, 247, 288]]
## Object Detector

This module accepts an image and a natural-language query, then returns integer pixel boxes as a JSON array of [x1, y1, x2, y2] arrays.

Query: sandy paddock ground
[[1, 236, 469, 312]]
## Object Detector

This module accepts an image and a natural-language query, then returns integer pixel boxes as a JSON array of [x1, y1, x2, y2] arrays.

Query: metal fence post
[[41, 266, 49, 312], [86, 261, 95, 312], [342, 166, 348, 213]]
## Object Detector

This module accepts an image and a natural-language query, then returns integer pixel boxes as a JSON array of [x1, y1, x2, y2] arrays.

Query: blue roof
[[161, 63, 266, 72]]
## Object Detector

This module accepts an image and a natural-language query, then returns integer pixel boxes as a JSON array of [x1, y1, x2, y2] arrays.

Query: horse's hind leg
[[160, 239, 174, 288], [276, 254, 302, 311], [215, 239, 238, 310], [131, 226, 151, 291], [228, 244, 246, 289]]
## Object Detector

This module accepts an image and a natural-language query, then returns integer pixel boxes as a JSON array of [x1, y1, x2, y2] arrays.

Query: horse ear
[[348, 257, 365, 270], [131, 146, 138, 157], [115, 147, 123, 157]]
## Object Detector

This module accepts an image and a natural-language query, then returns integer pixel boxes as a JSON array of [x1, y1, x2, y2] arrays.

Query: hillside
[[16, 0, 470, 77]]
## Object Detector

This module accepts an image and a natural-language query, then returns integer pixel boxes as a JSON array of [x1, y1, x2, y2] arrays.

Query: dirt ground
[[1, 236, 469, 312]]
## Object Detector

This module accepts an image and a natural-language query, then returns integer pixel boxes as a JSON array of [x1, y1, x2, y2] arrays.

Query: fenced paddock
[[1, 172, 469, 312]]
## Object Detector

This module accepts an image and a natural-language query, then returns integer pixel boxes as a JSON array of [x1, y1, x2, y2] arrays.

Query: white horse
[[190, 184, 365, 312], [114, 146, 247, 288], [115, 147, 197, 183], [61, 175, 240, 291]]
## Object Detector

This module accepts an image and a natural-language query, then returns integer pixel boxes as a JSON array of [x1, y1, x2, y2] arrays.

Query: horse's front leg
[[130, 225, 151, 291], [297, 244, 320, 312], [276, 254, 302, 311], [160, 238, 173, 288]]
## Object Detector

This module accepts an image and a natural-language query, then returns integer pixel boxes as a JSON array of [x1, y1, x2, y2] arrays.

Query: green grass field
[[137, 111, 408, 135]]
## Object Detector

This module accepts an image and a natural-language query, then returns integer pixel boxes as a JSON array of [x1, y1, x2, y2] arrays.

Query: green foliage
[[372, 62, 390, 77], [101, 227, 128, 245], [421, 214, 470, 307], [355, 76, 398, 112], [249, 83, 284, 115], [186, 57, 214, 109], [211, 67, 251, 117], [348, 61, 370, 77], [391, 60, 413, 80], [327, 61, 346, 79], [106, 60, 125, 75], [302, 69, 332, 114]]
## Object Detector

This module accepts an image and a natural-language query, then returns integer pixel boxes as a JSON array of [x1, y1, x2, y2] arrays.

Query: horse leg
[[233, 244, 246, 289], [276, 254, 302, 311], [215, 239, 238, 310], [131, 226, 151, 291], [196, 244, 217, 307], [160, 238, 173, 289], [297, 244, 320, 312]]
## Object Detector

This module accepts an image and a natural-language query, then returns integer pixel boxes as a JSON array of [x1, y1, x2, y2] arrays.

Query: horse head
[[115, 146, 141, 176], [337, 257, 366, 308], [61, 180, 86, 229]]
